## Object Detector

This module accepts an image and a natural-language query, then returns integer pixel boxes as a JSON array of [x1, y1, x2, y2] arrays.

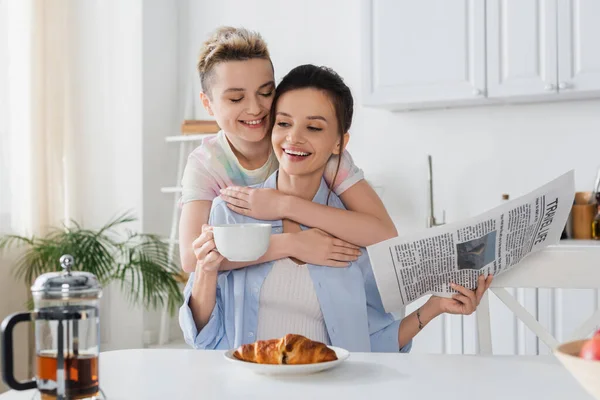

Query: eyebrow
[[224, 81, 275, 93], [277, 111, 327, 122]]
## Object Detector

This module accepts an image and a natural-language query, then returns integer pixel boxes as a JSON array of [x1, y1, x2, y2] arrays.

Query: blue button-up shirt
[[179, 171, 411, 353]]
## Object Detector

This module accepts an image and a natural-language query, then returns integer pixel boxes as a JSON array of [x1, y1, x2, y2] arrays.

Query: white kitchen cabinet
[[362, 0, 600, 109], [486, 0, 558, 98], [557, 0, 600, 95], [361, 0, 486, 110]]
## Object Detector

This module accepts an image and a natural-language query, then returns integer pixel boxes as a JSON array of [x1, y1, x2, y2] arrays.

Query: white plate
[[223, 346, 350, 375]]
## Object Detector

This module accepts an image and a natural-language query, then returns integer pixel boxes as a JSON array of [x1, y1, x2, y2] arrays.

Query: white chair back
[[476, 245, 600, 354]]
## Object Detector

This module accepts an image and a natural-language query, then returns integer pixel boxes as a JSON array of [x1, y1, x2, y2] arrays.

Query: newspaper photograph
[[367, 171, 575, 313]]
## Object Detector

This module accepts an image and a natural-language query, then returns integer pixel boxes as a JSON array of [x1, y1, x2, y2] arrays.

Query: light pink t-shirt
[[180, 131, 364, 203]]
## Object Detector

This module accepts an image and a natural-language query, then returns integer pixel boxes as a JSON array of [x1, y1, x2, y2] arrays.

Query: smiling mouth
[[240, 117, 265, 127], [283, 149, 312, 157]]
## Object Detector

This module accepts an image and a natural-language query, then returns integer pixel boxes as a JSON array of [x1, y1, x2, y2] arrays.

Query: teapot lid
[[31, 255, 102, 299]]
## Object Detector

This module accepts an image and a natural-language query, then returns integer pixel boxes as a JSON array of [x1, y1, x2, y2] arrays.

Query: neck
[[276, 167, 326, 201], [224, 132, 272, 170]]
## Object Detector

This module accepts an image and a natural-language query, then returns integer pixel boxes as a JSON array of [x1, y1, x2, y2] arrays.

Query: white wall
[[1, 4, 30, 391], [0, 1, 182, 365], [71, 0, 184, 349], [142, 0, 180, 237], [0, 0, 8, 216], [141, 0, 181, 343], [69, 0, 145, 351], [179, 0, 600, 354]]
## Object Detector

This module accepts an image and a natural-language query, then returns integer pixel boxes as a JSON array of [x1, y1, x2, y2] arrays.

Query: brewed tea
[[36, 351, 98, 399]]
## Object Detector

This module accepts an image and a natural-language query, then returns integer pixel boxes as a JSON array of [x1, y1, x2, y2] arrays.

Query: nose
[[286, 124, 304, 144], [246, 96, 261, 116]]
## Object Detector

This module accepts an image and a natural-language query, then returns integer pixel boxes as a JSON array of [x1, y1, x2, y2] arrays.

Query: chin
[[226, 129, 268, 144], [242, 131, 269, 142], [237, 126, 270, 142]]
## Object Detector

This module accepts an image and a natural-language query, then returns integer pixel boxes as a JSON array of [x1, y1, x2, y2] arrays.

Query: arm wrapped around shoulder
[[233, 334, 338, 365]]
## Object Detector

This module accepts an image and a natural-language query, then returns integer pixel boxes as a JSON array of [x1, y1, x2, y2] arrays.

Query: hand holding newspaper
[[367, 171, 575, 312]]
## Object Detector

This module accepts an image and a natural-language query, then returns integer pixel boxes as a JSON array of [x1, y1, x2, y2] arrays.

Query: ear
[[200, 92, 214, 116], [332, 133, 350, 155]]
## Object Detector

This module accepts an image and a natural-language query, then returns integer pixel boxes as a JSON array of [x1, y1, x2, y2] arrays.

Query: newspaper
[[367, 171, 575, 312]]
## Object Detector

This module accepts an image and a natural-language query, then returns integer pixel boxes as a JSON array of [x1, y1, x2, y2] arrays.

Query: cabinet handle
[[558, 82, 571, 90], [544, 83, 556, 91]]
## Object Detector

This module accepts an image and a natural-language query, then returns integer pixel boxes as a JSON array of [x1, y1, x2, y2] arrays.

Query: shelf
[[180, 120, 220, 134], [160, 187, 182, 194], [165, 133, 215, 143]]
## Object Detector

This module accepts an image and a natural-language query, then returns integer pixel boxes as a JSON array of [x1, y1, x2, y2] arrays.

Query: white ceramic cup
[[212, 223, 272, 262]]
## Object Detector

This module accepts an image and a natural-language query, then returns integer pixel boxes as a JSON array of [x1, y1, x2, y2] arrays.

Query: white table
[[0, 349, 593, 400]]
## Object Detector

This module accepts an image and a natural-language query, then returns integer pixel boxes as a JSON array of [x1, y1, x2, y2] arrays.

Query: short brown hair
[[197, 26, 271, 96]]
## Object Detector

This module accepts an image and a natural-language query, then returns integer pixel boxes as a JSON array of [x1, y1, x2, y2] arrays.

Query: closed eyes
[[230, 91, 273, 103]]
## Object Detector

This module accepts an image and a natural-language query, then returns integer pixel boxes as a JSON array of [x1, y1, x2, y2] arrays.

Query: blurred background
[[1, 0, 599, 392]]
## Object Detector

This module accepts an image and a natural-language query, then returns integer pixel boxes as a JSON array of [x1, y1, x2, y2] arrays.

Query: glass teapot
[[1, 255, 105, 399]]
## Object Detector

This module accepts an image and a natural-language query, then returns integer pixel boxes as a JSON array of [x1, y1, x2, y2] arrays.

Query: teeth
[[243, 118, 263, 125], [284, 149, 310, 156]]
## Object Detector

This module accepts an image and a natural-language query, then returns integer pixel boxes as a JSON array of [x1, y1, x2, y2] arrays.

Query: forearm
[[179, 200, 212, 273], [189, 265, 219, 331], [219, 233, 294, 271], [180, 233, 200, 273], [285, 196, 397, 247], [398, 299, 442, 349]]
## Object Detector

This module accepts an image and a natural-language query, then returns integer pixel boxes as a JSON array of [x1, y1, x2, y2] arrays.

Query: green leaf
[[0, 212, 184, 316]]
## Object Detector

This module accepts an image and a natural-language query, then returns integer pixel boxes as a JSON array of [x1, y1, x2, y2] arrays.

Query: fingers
[[220, 186, 250, 199], [452, 293, 471, 306], [326, 245, 361, 265], [331, 246, 361, 258], [226, 203, 250, 216], [328, 252, 359, 262], [192, 225, 221, 266], [451, 294, 475, 314], [450, 282, 477, 309], [332, 238, 361, 251], [475, 274, 487, 302], [193, 236, 217, 261], [297, 253, 349, 268], [485, 274, 494, 289], [450, 282, 476, 300], [474, 274, 494, 303], [220, 194, 250, 209], [192, 226, 213, 251], [201, 250, 224, 272]]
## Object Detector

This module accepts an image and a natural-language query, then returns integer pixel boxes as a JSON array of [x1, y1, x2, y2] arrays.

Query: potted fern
[[0, 212, 184, 315]]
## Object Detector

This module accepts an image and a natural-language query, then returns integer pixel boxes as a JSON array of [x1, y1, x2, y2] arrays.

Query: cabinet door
[[557, 0, 600, 93], [486, 0, 558, 98], [362, 0, 485, 108]]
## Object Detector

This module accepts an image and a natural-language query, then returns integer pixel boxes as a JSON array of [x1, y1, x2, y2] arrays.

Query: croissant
[[233, 334, 338, 365]]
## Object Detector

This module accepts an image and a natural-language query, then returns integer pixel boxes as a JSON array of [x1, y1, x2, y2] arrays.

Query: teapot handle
[[1, 312, 37, 391]]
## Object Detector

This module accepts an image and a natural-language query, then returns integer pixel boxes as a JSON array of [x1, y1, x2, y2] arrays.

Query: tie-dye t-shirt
[[180, 131, 364, 203]]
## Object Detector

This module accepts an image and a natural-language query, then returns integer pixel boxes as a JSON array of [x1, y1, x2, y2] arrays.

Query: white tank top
[[256, 258, 329, 344]]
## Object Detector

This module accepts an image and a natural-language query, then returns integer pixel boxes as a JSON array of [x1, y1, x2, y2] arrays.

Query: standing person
[[179, 27, 397, 275]]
